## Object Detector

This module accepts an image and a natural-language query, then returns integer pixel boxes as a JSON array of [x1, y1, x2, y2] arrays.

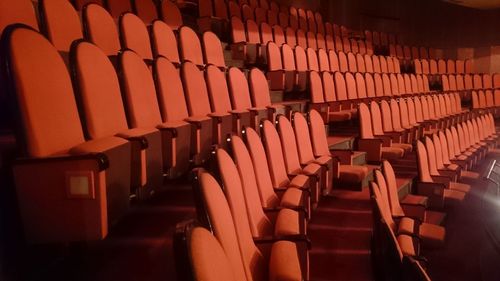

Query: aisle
[[309, 189, 373, 281]]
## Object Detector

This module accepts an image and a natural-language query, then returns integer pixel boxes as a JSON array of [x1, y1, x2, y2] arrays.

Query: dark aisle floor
[[424, 156, 500, 281], [309, 189, 374, 281]]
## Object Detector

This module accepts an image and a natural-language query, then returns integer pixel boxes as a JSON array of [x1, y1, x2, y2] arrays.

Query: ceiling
[[442, 0, 500, 9]]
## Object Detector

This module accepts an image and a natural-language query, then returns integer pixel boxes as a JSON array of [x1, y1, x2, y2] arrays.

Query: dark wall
[[278, 0, 500, 49]]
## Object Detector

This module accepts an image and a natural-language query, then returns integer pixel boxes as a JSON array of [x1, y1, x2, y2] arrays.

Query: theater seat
[[370, 101, 413, 152], [119, 12, 153, 62], [292, 112, 334, 195], [308, 110, 369, 190], [196, 171, 308, 281], [0, 0, 38, 36], [120, 51, 194, 176], [372, 176, 446, 247], [202, 31, 226, 70], [371, 181, 424, 281], [228, 67, 269, 128], [160, 0, 183, 30], [184, 226, 236, 281], [39, 0, 83, 55], [205, 65, 252, 135], [381, 161, 436, 223], [150, 20, 180, 65], [358, 103, 406, 162], [242, 127, 310, 215], [5, 26, 131, 242], [416, 141, 467, 208], [217, 147, 306, 237], [82, 3, 120, 57], [261, 120, 317, 206], [276, 115, 324, 204], [179, 26, 205, 67], [249, 68, 287, 121], [71, 40, 163, 199], [181, 61, 231, 148]]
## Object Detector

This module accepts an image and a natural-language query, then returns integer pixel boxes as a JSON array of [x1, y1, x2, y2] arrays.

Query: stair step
[[334, 165, 378, 192], [328, 135, 355, 150], [352, 151, 367, 166], [223, 47, 245, 68], [276, 99, 308, 112], [396, 177, 413, 200]]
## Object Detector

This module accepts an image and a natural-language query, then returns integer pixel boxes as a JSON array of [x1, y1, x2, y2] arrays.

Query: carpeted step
[[334, 165, 378, 191], [327, 135, 355, 150], [396, 177, 414, 200]]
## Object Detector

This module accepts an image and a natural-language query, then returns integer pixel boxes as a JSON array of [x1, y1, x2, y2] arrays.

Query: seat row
[[309, 71, 435, 122], [0, 0, 232, 72], [415, 114, 499, 207], [266, 44, 406, 92], [230, 16, 374, 57], [1, 25, 291, 243], [390, 44, 440, 61], [370, 162, 437, 281], [442, 73, 500, 91], [357, 93, 465, 162], [370, 113, 499, 280], [175, 107, 371, 280], [201, 0, 387, 43], [414, 58, 475, 75], [471, 90, 500, 112], [71, 0, 183, 28]]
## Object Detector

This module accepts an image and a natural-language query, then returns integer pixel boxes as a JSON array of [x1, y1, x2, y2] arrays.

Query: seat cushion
[[280, 187, 304, 209], [314, 155, 332, 166], [419, 222, 446, 245], [289, 174, 310, 190], [116, 127, 158, 138], [449, 182, 471, 193], [339, 165, 369, 183], [392, 143, 413, 153], [398, 217, 416, 235], [157, 120, 191, 129], [402, 194, 427, 207], [302, 163, 322, 176], [445, 163, 460, 171], [328, 111, 351, 122], [274, 208, 301, 236], [381, 147, 405, 159], [269, 241, 302, 281], [444, 189, 466, 202], [70, 136, 129, 154]]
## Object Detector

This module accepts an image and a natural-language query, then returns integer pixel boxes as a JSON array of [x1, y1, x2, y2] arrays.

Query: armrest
[[416, 181, 445, 196], [254, 234, 311, 249], [208, 112, 231, 120], [14, 153, 109, 171], [394, 214, 423, 224], [184, 116, 212, 128], [229, 109, 250, 116], [437, 168, 457, 180], [430, 175, 451, 187], [373, 135, 393, 146]]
